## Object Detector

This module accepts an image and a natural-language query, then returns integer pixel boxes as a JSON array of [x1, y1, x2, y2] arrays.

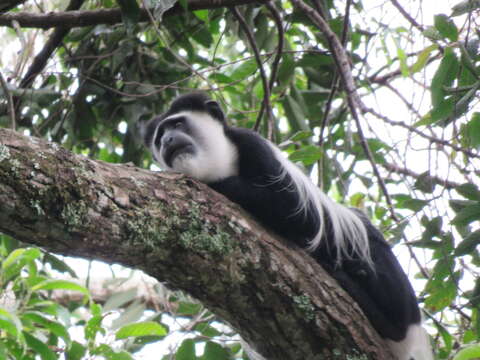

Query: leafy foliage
[[0, 234, 242, 359], [0, 0, 480, 359]]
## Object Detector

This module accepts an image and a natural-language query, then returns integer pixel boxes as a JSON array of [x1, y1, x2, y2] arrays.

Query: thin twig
[[318, 0, 351, 147], [390, 0, 424, 33], [381, 162, 460, 190], [290, 0, 367, 114], [369, 109, 480, 160], [142, 0, 215, 93], [265, 1, 284, 93], [252, 0, 284, 141], [290, 0, 396, 220], [231, 6, 274, 139], [19, 0, 85, 89], [350, 99, 398, 220], [0, 71, 16, 130]]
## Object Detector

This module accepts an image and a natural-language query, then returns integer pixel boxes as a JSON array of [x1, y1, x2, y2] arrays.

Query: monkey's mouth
[[164, 143, 194, 167]]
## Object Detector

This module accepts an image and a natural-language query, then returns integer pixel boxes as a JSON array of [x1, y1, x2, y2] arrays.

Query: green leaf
[[91, 302, 102, 316], [116, 321, 167, 339], [456, 183, 480, 200], [230, 59, 257, 81], [2, 247, 42, 282], [0, 308, 23, 340], [200, 341, 229, 360], [85, 314, 105, 341], [116, 0, 140, 33], [42, 253, 77, 278], [208, 73, 234, 84], [452, 0, 480, 17], [176, 339, 196, 360], [290, 131, 313, 142], [2, 247, 41, 270], [464, 112, 480, 148], [393, 35, 409, 76], [452, 202, 480, 227], [434, 321, 454, 352], [349, 193, 365, 209], [455, 230, 480, 256], [289, 145, 322, 166], [65, 341, 87, 360], [193, 323, 222, 337], [191, 27, 213, 48], [103, 288, 138, 312], [472, 279, 480, 307], [31, 280, 89, 295], [297, 53, 333, 68], [422, 26, 442, 41], [177, 302, 202, 316], [430, 47, 459, 108], [394, 194, 429, 212], [193, 10, 209, 22], [421, 216, 443, 239], [111, 301, 146, 329], [277, 54, 296, 91], [460, 43, 480, 79], [22, 312, 70, 345], [434, 14, 459, 41], [450, 199, 477, 213], [453, 344, 480, 360], [409, 238, 443, 250], [429, 97, 455, 123], [448, 81, 480, 123], [92, 344, 134, 360], [414, 171, 436, 193], [425, 278, 457, 312], [282, 94, 308, 132], [24, 332, 57, 360], [411, 45, 438, 73], [0, 341, 6, 360]]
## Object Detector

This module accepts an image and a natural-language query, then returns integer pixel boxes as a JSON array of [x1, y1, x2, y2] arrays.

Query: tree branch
[[0, 128, 391, 359], [289, 0, 366, 114], [19, 0, 85, 88], [0, 0, 262, 29], [381, 162, 461, 190]]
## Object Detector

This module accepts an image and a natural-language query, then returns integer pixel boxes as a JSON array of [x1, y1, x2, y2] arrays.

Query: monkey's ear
[[205, 100, 225, 122], [136, 120, 149, 146], [137, 117, 161, 147]]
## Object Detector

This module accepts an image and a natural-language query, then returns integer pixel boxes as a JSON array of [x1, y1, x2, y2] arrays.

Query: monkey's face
[[150, 111, 238, 183]]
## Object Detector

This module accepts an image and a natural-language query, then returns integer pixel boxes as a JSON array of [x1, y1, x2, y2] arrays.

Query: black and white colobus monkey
[[141, 92, 432, 360]]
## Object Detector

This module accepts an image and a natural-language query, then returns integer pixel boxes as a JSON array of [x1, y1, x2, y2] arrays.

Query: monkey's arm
[[209, 176, 318, 243]]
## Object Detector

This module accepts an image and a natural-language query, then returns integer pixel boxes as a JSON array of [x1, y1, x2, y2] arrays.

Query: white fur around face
[[152, 111, 238, 183]]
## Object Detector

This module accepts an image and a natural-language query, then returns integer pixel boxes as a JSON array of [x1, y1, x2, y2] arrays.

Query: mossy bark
[[0, 128, 391, 359]]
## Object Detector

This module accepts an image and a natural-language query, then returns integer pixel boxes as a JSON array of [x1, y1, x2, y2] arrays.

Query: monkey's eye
[[174, 121, 183, 128]]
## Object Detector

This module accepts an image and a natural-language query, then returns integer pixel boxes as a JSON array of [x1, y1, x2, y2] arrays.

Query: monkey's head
[[141, 93, 238, 183]]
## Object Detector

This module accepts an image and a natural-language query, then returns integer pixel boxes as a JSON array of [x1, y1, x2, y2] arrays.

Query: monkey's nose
[[166, 135, 174, 144]]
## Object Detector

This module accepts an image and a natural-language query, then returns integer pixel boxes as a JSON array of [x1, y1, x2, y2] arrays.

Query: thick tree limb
[[0, 0, 261, 29], [0, 128, 391, 359]]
